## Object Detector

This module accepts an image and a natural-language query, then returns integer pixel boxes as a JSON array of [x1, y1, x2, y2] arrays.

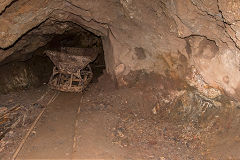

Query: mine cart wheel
[[81, 65, 93, 86], [48, 65, 93, 92]]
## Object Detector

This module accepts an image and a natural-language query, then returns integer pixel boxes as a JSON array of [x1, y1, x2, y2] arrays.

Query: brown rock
[[0, 0, 240, 100]]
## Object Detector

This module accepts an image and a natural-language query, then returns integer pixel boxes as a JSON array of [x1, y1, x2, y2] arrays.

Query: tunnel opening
[[0, 22, 106, 94]]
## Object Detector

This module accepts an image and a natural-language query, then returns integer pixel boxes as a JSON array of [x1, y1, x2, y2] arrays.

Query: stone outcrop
[[0, 55, 53, 93], [1, 0, 240, 100]]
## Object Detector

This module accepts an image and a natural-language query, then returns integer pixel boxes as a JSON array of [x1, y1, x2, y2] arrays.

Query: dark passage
[[0, 23, 105, 94]]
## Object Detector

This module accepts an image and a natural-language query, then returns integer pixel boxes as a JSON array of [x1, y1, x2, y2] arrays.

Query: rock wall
[[0, 55, 53, 94], [0, 0, 240, 100]]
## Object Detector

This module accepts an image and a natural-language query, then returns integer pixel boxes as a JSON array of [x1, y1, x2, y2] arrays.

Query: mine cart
[[45, 47, 98, 92]]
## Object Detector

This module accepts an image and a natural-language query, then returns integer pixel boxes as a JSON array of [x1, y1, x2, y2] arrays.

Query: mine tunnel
[[1, 0, 240, 159], [0, 22, 105, 94]]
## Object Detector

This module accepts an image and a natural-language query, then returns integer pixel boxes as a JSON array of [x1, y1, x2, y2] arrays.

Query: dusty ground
[[1, 72, 240, 159], [0, 85, 57, 159]]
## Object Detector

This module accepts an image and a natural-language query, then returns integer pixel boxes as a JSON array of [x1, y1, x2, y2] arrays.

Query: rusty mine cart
[[45, 47, 98, 92]]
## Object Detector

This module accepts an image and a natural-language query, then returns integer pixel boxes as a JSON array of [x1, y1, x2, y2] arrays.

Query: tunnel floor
[[1, 73, 240, 159]]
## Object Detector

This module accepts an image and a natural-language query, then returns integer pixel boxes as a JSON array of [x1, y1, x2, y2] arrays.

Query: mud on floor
[[1, 73, 240, 159], [81, 73, 240, 159], [79, 75, 202, 159]]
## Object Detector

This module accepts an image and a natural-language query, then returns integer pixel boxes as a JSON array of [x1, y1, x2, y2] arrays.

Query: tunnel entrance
[[0, 21, 239, 160], [0, 22, 106, 94]]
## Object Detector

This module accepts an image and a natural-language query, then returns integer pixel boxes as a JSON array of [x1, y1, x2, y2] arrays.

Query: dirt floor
[[0, 85, 57, 159], [1, 72, 240, 159]]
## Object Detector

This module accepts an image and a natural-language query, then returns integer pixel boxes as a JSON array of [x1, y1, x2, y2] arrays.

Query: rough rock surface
[[0, 0, 240, 100], [0, 55, 53, 93]]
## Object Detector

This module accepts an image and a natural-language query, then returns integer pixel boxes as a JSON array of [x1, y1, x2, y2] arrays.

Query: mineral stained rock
[[1, 0, 240, 100]]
